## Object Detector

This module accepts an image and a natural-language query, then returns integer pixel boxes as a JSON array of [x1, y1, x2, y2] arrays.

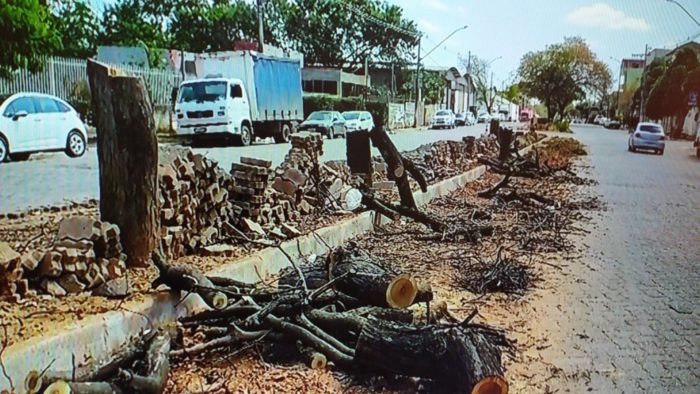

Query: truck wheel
[[234, 124, 253, 146], [274, 123, 291, 144]]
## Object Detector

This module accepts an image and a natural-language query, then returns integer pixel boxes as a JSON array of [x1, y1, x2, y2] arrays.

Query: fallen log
[[278, 264, 329, 289], [117, 331, 170, 394], [329, 246, 420, 308], [402, 157, 428, 192], [151, 249, 227, 310], [297, 341, 327, 370], [354, 317, 509, 394], [360, 191, 445, 232]]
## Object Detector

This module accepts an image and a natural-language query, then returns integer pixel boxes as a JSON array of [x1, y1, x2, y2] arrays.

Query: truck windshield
[[178, 81, 227, 103]]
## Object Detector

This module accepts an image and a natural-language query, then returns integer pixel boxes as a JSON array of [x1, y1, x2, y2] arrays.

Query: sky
[[389, 0, 700, 88]]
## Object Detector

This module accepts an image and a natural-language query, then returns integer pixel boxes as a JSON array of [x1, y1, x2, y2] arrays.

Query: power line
[[340, 2, 421, 41]]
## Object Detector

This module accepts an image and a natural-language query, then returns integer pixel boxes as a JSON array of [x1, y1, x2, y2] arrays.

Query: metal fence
[[0, 57, 181, 106]]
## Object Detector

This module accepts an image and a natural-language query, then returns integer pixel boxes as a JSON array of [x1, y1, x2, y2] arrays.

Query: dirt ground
[[164, 152, 604, 393]]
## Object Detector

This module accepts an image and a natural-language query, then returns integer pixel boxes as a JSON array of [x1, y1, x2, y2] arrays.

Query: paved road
[[534, 124, 700, 391], [0, 123, 490, 213]]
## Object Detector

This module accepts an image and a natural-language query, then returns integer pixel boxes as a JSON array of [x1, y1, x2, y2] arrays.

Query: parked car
[[628, 122, 665, 155], [454, 112, 466, 126], [464, 112, 476, 125], [0, 93, 88, 163], [604, 119, 621, 129], [477, 112, 491, 123], [431, 110, 455, 129], [174, 51, 303, 146], [341, 111, 374, 132], [491, 113, 505, 122], [298, 111, 346, 138]]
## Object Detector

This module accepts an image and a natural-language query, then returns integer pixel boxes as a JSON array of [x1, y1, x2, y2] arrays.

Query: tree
[[99, 0, 183, 66], [281, 0, 418, 68], [169, 0, 257, 52], [501, 84, 521, 105], [644, 48, 700, 134], [460, 55, 496, 113], [51, 0, 100, 58], [517, 37, 611, 121], [0, 0, 60, 78], [400, 69, 444, 104]]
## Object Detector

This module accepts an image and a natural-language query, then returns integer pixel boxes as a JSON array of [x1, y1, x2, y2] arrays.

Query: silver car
[[628, 122, 665, 155]]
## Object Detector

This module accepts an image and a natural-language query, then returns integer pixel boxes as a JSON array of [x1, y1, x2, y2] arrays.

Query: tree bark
[[369, 127, 417, 209], [329, 247, 419, 308], [278, 264, 329, 290], [87, 60, 159, 267], [354, 317, 508, 394]]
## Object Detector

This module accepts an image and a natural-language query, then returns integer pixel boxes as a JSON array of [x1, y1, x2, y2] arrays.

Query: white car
[[477, 112, 491, 123], [342, 111, 374, 132], [431, 110, 455, 129], [0, 93, 88, 163]]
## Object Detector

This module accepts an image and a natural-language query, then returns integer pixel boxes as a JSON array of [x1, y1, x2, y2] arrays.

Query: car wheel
[[66, 130, 86, 157], [0, 137, 8, 163], [233, 124, 252, 146], [273, 123, 292, 144], [659, 149, 664, 155], [328, 127, 335, 139], [697, 147, 700, 158], [10, 153, 31, 161]]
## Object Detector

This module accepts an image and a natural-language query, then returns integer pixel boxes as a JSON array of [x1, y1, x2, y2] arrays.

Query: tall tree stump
[[87, 60, 159, 267]]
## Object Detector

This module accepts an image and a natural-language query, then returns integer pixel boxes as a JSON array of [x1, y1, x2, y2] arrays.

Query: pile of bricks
[[159, 149, 238, 258], [231, 157, 272, 223], [0, 216, 126, 300]]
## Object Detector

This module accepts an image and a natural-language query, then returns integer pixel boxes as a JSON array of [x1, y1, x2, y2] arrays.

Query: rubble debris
[[171, 243, 511, 394], [0, 216, 126, 300]]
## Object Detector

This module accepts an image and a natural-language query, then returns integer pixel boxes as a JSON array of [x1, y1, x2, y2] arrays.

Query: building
[[301, 68, 369, 97], [619, 58, 644, 92]]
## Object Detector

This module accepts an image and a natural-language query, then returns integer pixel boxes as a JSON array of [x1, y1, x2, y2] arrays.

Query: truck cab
[[175, 77, 254, 146]]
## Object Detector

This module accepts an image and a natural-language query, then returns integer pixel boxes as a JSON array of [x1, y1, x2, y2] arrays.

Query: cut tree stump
[[87, 59, 159, 267], [355, 317, 509, 394]]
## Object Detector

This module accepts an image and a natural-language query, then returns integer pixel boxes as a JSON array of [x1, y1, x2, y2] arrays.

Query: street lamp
[[667, 0, 700, 28], [413, 25, 469, 126]]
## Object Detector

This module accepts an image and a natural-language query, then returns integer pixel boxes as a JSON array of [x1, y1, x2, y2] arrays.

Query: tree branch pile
[[166, 244, 512, 394], [454, 248, 535, 296]]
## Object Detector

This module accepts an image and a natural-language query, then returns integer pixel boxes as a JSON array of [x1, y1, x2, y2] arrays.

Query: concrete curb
[[1, 138, 547, 392]]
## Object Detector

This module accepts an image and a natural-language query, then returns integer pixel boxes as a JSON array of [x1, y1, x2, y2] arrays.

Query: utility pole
[[413, 37, 421, 128], [466, 51, 471, 114], [639, 44, 649, 122], [257, 0, 265, 52]]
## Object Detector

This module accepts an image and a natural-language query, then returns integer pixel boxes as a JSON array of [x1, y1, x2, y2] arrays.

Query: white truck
[[174, 51, 303, 146]]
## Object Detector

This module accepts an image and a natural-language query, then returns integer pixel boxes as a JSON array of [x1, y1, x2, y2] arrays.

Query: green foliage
[[645, 48, 700, 124], [553, 120, 571, 132], [170, 1, 257, 52], [303, 94, 387, 128], [400, 69, 445, 104], [68, 80, 92, 124], [502, 84, 521, 104], [518, 37, 611, 121], [51, 0, 99, 58], [0, 0, 60, 78]]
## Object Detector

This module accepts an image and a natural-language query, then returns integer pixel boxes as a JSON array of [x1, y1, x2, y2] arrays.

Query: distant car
[[628, 122, 665, 155], [342, 111, 374, 132], [519, 112, 531, 122], [604, 119, 621, 129], [0, 93, 88, 163], [465, 112, 476, 125], [491, 113, 505, 122], [298, 111, 346, 139], [431, 110, 455, 129], [454, 112, 466, 126], [477, 112, 491, 123]]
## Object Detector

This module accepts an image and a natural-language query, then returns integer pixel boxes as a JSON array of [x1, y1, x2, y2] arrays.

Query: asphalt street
[[0, 123, 490, 213]]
